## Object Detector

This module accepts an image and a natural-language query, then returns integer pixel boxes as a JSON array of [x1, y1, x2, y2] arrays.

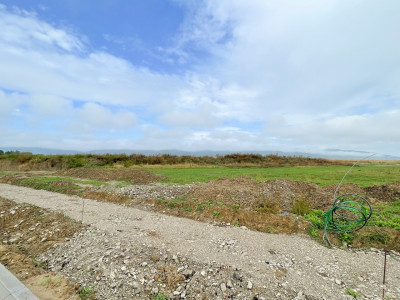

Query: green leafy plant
[[268, 227, 279, 233], [346, 288, 358, 298], [304, 210, 325, 229], [152, 294, 170, 300], [309, 228, 319, 238], [339, 232, 355, 244], [78, 286, 95, 300]]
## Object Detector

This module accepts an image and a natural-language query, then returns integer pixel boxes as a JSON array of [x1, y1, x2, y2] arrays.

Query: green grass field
[[146, 165, 400, 187]]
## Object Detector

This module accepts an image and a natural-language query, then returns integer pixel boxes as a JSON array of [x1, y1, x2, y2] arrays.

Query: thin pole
[[82, 198, 85, 223], [382, 250, 387, 300]]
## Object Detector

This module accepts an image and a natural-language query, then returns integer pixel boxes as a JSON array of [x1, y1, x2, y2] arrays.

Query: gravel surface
[[0, 183, 399, 300]]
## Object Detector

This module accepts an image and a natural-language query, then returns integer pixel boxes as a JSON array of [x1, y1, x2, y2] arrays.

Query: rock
[[226, 279, 233, 288], [247, 281, 253, 290], [221, 282, 227, 292], [132, 281, 140, 289]]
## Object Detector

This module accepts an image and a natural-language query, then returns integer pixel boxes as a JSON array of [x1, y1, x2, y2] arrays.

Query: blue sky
[[1, 1, 400, 157]]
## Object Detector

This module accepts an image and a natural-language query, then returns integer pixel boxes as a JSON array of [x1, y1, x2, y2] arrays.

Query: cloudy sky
[[1, 1, 400, 157]]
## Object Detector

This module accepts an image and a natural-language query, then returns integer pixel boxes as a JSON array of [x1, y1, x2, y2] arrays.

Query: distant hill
[[0, 147, 398, 160]]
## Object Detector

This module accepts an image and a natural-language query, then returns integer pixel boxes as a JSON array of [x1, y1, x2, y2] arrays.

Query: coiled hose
[[323, 155, 374, 247]]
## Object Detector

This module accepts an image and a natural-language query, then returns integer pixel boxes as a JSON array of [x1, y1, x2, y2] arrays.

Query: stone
[[220, 283, 227, 292], [247, 281, 253, 290]]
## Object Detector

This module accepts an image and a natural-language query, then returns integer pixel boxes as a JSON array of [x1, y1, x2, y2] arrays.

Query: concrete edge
[[0, 263, 39, 300]]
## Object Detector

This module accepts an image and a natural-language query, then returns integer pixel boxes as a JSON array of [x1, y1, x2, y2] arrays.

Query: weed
[[167, 202, 175, 209], [217, 201, 224, 206], [268, 227, 279, 233], [369, 200, 400, 230], [78, 286, 95, 300], [346, 288, 358, 298], [339, 232, 355, 244], [213, 210, 220, 218], [204, 200, 214, 206], [292, 197, 311, 216], [196, 204, 205, 212], [309, 228, 319, 238], [234, 221, 240, 227], [256, 201, 280, 214], [183, 205, 192, 212], [39, 276, 61, 287], [304, 210, 325, 229], [231, 204, 240, 210], [32, 257, 45, 268], [360, 231, 391, 245]]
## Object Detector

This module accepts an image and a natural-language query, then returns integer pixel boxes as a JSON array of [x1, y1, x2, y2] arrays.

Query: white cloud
[[0, 5, 84, 52], [65, 102, 138, 134], [264, 110, 400, 155], [0, 6, 184, 107], [1, 2, 400, 155], [159, 102, 220, 128], [0, 90, 21, 121]]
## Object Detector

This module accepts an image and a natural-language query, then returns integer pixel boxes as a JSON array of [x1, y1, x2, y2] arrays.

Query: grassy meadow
[[146, 164, 400, 187]]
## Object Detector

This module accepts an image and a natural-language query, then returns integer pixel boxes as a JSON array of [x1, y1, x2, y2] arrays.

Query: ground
[[0, 169, 399, 299]]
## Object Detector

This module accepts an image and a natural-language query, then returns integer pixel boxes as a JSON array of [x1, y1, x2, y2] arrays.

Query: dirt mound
[[186, 177, 332, 211], [187, 176, 263, 208], [365, 181, 400, 202], [57, 168, 167, 184], [0, 197, 85, 299]]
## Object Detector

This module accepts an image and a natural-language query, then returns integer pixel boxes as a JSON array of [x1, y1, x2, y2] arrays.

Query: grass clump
[[292, 196, 312, 216], [39, 276, 62, 287], [78, 286, 95, 300]]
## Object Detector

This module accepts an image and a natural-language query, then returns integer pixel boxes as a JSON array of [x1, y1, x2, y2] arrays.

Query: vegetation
[[0, 151, 398, 251], [151, 294, 170, 300], [346, 288, 358, 298], [0, 151, 341, 169], [150, 165, 400, 186], [304, 204, 399, 250], [78, 286, 95, 300]]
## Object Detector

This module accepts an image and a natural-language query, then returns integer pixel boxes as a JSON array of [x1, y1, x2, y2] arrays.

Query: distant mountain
[[1, 147, 398, 160], [0, 147, 82, 155]]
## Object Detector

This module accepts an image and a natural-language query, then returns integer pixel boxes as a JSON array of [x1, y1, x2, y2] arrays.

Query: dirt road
[[0, 183, 399, 299]]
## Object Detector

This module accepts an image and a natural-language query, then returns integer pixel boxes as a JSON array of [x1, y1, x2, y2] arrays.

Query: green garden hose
[[323, 154, 374, 247], [323, 193, 372, 246]]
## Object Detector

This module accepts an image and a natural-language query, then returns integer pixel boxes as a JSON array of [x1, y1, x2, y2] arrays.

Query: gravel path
[[0, 183, 399, 300]]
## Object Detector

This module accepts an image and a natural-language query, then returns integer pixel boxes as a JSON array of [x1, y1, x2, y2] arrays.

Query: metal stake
[[382, 250, 387, 300]]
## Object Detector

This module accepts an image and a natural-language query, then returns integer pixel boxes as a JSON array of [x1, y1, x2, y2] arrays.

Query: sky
[[1, 1, 400, 157]]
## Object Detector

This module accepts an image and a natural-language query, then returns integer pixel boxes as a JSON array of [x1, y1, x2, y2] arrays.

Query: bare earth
[[0, 183, 399, 300]]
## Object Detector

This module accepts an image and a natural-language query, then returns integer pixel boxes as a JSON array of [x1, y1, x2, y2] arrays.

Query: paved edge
[[0, 263, 39, 300]]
